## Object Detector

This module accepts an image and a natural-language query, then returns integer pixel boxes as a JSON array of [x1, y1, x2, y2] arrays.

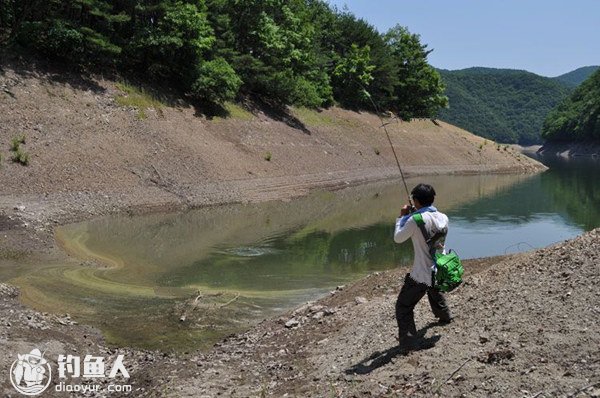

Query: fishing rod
[[361, 87, 414, 209]]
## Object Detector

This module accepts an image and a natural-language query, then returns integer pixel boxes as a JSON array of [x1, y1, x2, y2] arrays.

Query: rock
[[336, 285, 345, 291], [14, 205, 25, 211], [309, 305, 324, 313], [354, 296, 368, 304], [312, 312, 324, 320], [479, 334, 490, 344], [589, 388, 600, 398], [285, 319, 299, 329]]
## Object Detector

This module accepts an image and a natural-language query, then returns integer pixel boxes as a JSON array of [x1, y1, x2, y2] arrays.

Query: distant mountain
[[437, 67, 573, 144], [553, 66, 600, 87], [543, 68, 600, 142]]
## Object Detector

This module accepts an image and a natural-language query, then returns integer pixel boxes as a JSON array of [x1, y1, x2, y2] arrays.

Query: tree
[[542, 69, 600, 141], [127, 1, 214, 87], [384, 25, 447, 120], [331, 44, 375, 108], [191, 57, 241, 103]]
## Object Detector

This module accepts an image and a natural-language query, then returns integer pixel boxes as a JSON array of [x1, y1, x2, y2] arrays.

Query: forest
[[437, 68, 573, 145], [0, 0, 447, 119], [542, 68, 600, 142]]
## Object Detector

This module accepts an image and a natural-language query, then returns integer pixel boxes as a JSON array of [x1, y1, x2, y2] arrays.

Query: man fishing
[[393, 183, 452, 348]]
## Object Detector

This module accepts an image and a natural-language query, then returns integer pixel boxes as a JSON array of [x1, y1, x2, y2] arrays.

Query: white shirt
[[394, 211, 449, 286]]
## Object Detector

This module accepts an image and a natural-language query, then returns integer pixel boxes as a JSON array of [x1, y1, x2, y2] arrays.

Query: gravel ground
[[0, 57, 570, 398]]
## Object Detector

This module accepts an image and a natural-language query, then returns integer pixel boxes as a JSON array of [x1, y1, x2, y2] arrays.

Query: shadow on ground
[[345, 321, 449, 375]]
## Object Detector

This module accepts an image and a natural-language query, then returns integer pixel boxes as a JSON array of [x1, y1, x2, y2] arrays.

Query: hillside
[[553, 65, 600, 87], [542, 68, 600, 142], [438, 67, 572, 145], [0, 61, 544, 234]]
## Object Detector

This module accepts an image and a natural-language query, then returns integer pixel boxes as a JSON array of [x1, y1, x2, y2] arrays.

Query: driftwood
[[179, 291, 237, 322], [219, 294, 240, 308]]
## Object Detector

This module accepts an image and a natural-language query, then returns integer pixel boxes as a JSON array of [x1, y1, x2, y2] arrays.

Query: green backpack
[[412, 213, 463, 292]]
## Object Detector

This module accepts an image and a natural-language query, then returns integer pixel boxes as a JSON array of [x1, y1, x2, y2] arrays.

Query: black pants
[[396, 273, 451, 338]]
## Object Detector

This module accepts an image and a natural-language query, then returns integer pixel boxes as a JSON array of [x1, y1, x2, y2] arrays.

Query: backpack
[[412, 213, 463, 292]]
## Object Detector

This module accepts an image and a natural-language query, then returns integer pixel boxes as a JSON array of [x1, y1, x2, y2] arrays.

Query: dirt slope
[[157, 229, 600, 398], [0, 61, 543, 232]]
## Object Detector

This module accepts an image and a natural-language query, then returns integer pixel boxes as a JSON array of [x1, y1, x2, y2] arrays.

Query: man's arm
[[394, 216, 415, 243]]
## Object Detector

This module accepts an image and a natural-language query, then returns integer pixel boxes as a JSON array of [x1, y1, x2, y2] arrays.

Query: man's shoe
[[397, 335, 421, 351]]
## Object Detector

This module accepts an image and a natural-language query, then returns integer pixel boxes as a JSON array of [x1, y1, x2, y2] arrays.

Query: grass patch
[[11, 148, 29, 165], [263, 151, 272, 161], [114, 82, 164, 118], [9, 135, 29, 166], [10, 134, 25, 151], [223, 102, 254, 120], [291, 107, 339, 127]]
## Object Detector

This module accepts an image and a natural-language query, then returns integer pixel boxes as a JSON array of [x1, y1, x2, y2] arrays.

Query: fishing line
[[503, 241, 536, 254], [361, 86, 413, 207]]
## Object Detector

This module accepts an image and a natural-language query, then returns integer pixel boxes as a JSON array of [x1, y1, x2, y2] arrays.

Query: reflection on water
[[1, 159, 599, 350]]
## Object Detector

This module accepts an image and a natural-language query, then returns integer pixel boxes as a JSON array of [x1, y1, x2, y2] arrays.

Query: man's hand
[[400, 204, 412, 216]]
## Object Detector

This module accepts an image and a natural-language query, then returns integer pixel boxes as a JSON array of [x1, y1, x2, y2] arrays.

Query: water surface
[[2, 158, 599, 350]]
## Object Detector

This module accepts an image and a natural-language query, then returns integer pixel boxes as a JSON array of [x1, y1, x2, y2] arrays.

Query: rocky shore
[[1, 229, 598, 397], [1, 60, 574, 397]]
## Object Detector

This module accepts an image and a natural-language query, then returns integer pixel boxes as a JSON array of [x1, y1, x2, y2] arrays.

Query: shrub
[[10, 134, 25, 151], [264, 152, 272, 161], [11, 148, 29, 165], [191, 58, 242, 104]]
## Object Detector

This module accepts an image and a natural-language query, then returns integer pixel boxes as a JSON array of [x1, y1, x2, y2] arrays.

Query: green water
[[1, 158, 599, 350]]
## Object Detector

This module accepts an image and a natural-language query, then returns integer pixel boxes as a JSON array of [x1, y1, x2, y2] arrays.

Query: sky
[[326, 0, 600, 77]]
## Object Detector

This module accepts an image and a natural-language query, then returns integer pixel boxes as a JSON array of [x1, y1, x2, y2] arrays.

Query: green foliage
[[542, 69, 600, 142], [291, 107, 337, 127], [11, 147, 29, 165], [8, 134, 28, 165], [263, 151, 272, 161], [191, 58, 241, 103], [114, 82, 164, 117], [2, 0, 446, 116], [222, 102, 254, 120], [332, 44, 375, 108], [128, 1, 214, 87], [553, 66, 600, 87], [384, 25, 447, 120], [438, 67, 573, 144], [10, 134, 25, 151]]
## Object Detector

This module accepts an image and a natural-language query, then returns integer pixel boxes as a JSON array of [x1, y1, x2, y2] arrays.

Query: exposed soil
[[1, 58, 580, 398], [0, 57, 543, 253], [155, 230, 600, 398], [1, 232, 598, 397]]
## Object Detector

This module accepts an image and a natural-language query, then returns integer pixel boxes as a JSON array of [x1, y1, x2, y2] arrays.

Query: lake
[[3, 157, 599, 350]]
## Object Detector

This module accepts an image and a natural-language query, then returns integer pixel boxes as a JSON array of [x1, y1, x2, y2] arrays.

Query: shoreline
[[0, 163, 544, 255], [1, 168, 597, 396], [2, 228, 597, 396], [536, 142, 600, 158]]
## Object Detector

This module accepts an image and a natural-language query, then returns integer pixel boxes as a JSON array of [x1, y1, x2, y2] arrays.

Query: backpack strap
[[413, 213, 447, 287], [413, 213, 447, 261], [412, 213, 446, 250]]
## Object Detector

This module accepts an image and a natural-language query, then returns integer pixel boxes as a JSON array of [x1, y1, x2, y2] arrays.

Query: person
[[393, 183, 452, 347]]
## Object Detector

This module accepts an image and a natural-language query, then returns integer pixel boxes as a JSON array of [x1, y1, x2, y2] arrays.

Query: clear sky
[[326, 0, 600, 77]]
